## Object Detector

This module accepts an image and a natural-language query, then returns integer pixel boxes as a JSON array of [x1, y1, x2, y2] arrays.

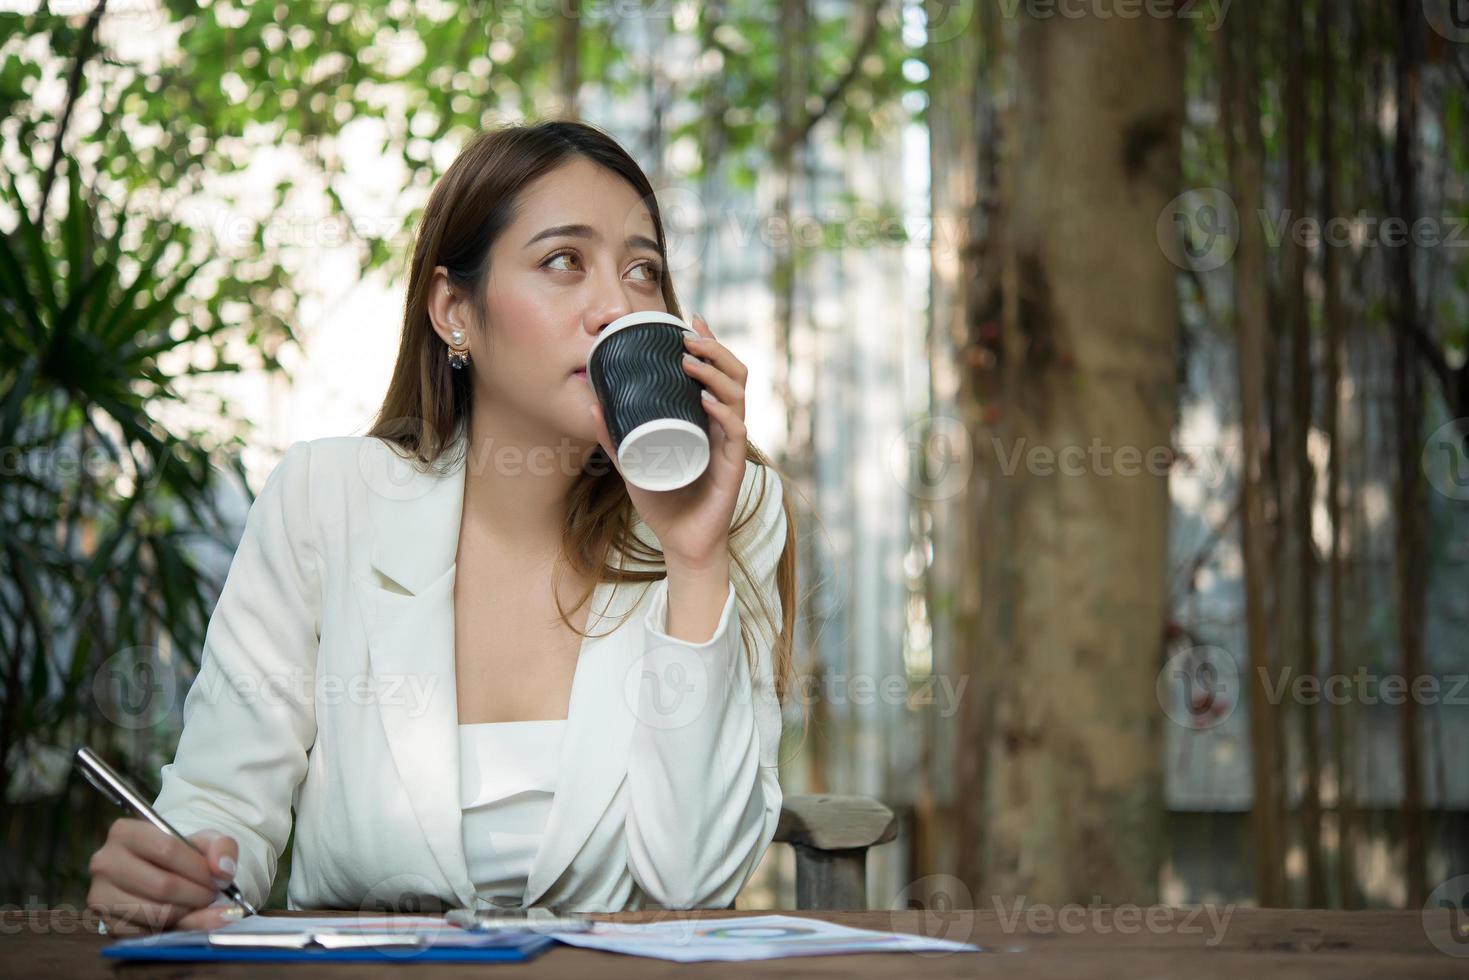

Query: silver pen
[[73, 745, 258, 917], [445, 908, 593, 933]]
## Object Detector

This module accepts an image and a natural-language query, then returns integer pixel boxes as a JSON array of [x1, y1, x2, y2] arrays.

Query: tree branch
[[782, 0, 886, 152], [37, 0, 109, 229]]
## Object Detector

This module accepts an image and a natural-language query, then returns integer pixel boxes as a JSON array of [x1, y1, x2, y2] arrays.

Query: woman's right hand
[[86, 818, 246, 934]]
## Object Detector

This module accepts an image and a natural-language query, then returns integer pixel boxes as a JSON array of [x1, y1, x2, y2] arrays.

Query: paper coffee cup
[[586, 312, 711, 492]]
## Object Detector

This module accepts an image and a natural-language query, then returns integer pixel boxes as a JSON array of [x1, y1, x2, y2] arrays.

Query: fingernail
[[218, 906, 246, 921], [701, 388, 715, 401], [213, 876, 233, 890], [218, 856, 237, 877], [683, 353, 696, 364]]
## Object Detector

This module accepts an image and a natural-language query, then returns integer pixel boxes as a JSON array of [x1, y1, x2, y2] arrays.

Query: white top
[[458, 719, 567, 907]]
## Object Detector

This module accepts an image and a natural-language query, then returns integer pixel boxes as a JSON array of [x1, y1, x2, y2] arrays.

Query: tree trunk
[[1284, 0, 1326, 909], [772, 0, 807, 466], [924, 0, 986, 896], [555, 0, 580, 118], [967, 8, 1181, 904], [1318, 0, 1356, 911], [1219, 8, 1286, 908], [951, 0, 1008, 898], [1391, 0, 1427, 910]]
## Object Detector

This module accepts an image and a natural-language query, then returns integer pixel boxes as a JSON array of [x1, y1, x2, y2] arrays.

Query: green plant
[[0, 153, 275, 902]]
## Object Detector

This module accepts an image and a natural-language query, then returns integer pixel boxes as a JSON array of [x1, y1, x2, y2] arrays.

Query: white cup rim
[[585, 312, 693, 372]]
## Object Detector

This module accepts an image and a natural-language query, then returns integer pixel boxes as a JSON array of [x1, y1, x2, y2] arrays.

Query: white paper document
[[546, 914, 983, 962], [205, 914, 517, 948]]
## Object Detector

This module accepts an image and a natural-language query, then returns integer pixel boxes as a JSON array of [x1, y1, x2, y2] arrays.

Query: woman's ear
[[426, 266, 466, 345]]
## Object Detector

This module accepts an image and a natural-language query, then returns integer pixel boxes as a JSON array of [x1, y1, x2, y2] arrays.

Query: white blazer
[[150, 426, 787, 913]]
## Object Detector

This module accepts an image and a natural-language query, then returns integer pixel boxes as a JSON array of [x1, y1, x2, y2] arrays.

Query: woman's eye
[[543, 251, 663, 284]]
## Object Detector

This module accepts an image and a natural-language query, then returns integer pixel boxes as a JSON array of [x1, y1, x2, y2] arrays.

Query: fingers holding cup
[[682, 318, 746, 421]]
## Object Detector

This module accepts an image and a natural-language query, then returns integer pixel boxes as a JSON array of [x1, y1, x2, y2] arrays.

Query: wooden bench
[[771, 794, 899, 910]]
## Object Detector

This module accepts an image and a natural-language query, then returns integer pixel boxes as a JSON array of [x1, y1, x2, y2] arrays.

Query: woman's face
[[430, 155, 669, 450]]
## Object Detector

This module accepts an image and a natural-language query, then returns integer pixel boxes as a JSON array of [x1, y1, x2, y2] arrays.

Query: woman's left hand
[[588, 313, 746, 571]]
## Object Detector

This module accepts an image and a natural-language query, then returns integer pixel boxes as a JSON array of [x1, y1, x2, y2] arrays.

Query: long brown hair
[[367, 118, 798, 707]]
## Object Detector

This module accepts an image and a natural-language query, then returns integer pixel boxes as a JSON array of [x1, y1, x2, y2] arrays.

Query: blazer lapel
[[354, 429, 476, 908], [353, 427, 649, 911]]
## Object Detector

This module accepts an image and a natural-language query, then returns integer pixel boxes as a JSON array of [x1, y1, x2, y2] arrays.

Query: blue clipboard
[[101, 929, 556, 963]]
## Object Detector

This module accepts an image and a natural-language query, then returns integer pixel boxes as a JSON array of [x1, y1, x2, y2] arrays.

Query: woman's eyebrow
[[524, 223, 660, 254]]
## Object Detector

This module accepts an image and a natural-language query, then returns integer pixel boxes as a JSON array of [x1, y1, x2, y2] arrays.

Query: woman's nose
[[585, 273, 635, 332]]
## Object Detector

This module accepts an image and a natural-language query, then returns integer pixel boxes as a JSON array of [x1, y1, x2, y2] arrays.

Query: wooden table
[[1, 906, 1462, 977]]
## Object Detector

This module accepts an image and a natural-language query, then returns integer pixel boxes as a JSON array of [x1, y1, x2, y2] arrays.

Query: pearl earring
[[447, 327, 470, 369]]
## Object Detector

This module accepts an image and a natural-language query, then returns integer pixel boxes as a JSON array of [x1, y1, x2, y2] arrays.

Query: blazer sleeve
[[150, 439, 323, 909], [624, 460, 787, 909]]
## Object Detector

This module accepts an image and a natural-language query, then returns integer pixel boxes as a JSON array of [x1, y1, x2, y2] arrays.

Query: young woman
[[84, 119, 797, 933]]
